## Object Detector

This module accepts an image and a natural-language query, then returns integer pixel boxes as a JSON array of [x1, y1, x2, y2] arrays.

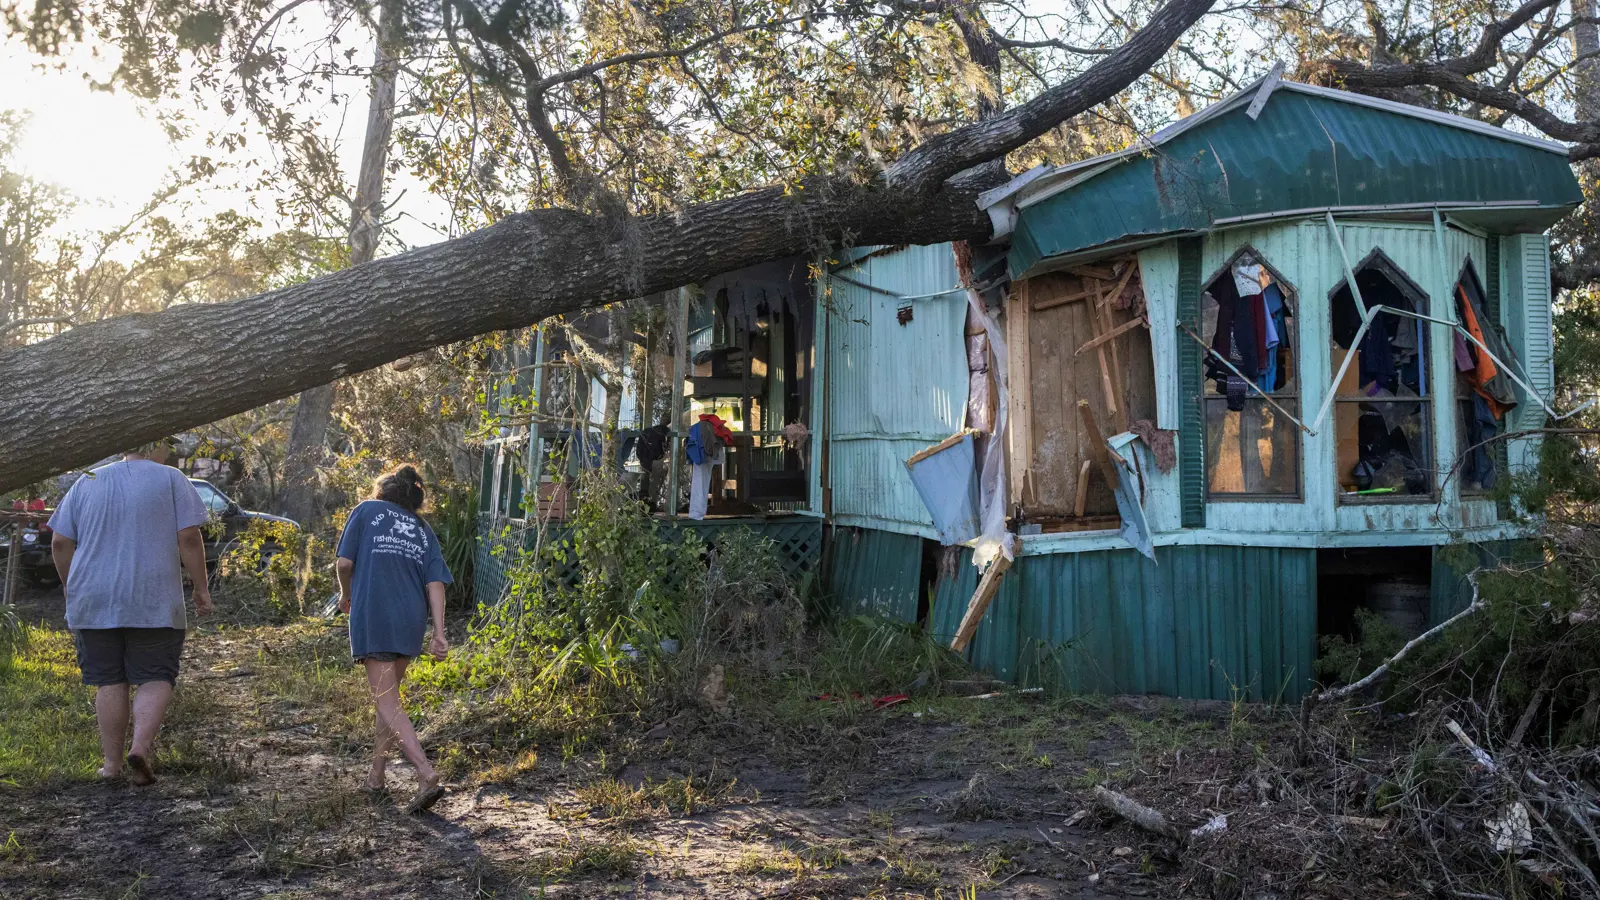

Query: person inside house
[[336, 464, 453, 814], [48, 438, 213, 787]]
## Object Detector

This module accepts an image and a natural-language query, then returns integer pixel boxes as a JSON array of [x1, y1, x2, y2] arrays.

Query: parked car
[[0, 480, 298, 586], [188, 479, 300, 568], [0, 516, 57, 587]]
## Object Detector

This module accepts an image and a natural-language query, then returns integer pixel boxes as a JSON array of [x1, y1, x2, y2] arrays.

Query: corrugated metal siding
[[1012, 90, 1580, 275], [825, 244, 969, 536], [1175, 238, 1206, 528], [931, 544, 1317, 701], [825, 526, 923, 622]]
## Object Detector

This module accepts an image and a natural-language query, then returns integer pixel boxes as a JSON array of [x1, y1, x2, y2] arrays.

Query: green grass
[[0, 627, 100, 786]]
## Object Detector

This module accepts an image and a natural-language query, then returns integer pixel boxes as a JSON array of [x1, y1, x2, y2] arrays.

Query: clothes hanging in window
[[1456, 284, 1518, 419]]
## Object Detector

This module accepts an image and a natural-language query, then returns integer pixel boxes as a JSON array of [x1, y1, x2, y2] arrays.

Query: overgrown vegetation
[[403, 471, 968, 776], [0, 627, 98, 786]]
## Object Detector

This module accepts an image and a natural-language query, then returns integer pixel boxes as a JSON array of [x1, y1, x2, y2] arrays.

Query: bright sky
[[0, 34, 449, 251]]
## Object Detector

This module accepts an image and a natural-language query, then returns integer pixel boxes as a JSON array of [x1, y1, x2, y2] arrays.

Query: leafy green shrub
[[213, 520, 334, 623], [428, 483, 477, 609]]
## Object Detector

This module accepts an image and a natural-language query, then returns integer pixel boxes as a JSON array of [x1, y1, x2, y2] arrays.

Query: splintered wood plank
[[951, 553, 1013, 652], [1008, 279, 1033, 508], [906, 430, 972, 467], [1086, 300, 1119, 418], [1094, 280, 1128, 430], [1073, 459, 1092, 517], [1078, 399, 1120, 492], [1069, 265, 1116, 281], [1032, 289, 1093, 312], [1076, 316, 1147, 356], [1104, 263, 1137, 310]]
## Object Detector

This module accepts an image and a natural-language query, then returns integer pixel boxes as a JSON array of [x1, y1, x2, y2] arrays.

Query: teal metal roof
[[999, 81, 1583, 276]]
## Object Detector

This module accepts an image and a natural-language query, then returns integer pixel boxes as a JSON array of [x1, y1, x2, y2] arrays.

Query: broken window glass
[[1330, 252, 1434, 501], [1201, 249, 1301, 498]]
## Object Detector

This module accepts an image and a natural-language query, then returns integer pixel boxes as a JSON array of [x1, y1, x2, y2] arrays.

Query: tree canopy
[[1, 0, 1599, 490]]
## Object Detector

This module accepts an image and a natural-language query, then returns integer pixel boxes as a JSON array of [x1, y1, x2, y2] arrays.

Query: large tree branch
[[0, 0, 1215, 492], [1319, 56, 1600, 152], [882, 0, 1214, 191], [1306, 0, 1600, 156]]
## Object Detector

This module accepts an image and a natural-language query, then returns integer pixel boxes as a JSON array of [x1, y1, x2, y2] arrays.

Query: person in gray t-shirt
[[48, 441, 213, 786]]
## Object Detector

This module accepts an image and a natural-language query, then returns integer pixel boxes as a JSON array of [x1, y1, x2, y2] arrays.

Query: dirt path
[[2, 601, 1259, 899]]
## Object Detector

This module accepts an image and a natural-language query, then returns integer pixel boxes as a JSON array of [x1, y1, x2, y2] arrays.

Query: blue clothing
[[336, 500, 453, 659], [685, 420, 712, 464]]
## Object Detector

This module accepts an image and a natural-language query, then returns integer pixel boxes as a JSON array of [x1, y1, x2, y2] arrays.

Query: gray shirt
[[47, 459, 209, 630]]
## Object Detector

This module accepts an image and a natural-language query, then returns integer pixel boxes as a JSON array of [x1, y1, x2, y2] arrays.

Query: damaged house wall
[[815, 81, 1577, 703]]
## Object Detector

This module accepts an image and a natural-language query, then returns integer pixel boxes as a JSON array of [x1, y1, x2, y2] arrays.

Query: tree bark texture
[[1573, 0, 1599, 121], [0, 0, 1215, 493], [278, 0, 401, 523]]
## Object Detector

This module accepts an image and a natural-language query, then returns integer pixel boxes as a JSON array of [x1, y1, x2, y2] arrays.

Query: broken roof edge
[[1009, 200, 1579, 281], [978, 76, 1575, 222]]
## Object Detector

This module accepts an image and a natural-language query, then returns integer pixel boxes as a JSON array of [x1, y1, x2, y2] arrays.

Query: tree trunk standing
[[1575, 0, 1600, 121], [600, 314, 626, 470], [0, 0, 1214, 494], [278, 0, 401, 523]]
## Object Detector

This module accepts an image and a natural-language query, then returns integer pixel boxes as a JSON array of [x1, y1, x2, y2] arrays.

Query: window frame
[[1329, 248, 1439, 505], [1200, 245, 1305, 502]]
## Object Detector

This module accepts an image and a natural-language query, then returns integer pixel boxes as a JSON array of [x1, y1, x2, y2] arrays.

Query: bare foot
[[98, 765, 123, 780], [125, 753, 156, 787], [364, 772, 387, 792]]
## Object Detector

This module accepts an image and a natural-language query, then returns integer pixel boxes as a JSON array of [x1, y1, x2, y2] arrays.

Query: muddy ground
[[2, 589, 1355, 899]]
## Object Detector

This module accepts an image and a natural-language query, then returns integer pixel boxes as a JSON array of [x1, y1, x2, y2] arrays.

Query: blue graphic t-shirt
[[336, 500, 453, 659]]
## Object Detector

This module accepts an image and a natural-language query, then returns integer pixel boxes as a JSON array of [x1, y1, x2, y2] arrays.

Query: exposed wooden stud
[[1075, 316, 1147, 356], [1096, 280, 1128, 429], [1008, 279, 1033, 508], [1068, 264, 1116, 281], [1077, 399, 1120, 491], [1086, 301, 1119, 417], [951, 553, 1014, 652], [1073, 459, 1092, 517], [905, 429, 975, 467], [1103, 262, 1138, 309], [1031, 289, 1093, 312]]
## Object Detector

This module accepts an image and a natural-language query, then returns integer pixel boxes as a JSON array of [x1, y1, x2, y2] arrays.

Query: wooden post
[[951, 553, 1013, 652], [1073, 459, 1092, 517], [3, 521, 20, 610], [667, 286, 691, 517], [1008, 279, 1033, 508], [1078, 399, 1121, 491]]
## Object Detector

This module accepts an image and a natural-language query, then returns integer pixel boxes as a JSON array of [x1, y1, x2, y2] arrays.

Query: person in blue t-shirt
[[336, 465, 453, 814]]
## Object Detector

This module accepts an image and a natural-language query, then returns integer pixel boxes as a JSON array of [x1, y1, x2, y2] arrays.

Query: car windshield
[[192, 481, 231, 513]]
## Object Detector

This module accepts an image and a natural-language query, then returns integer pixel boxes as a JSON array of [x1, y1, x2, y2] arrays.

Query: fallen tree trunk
[[0, 0, 1215, 492]]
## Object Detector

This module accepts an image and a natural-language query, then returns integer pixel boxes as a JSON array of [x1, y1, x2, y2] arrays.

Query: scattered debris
[[1487, 801, 1533, 852], [966, 686, 1044, 700], [698, 664, 729, 712], [1092, 785, 1180, 842]]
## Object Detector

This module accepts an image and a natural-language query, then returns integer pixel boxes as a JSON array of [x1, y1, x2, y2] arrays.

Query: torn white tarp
[[968, 290, 1015, 570]]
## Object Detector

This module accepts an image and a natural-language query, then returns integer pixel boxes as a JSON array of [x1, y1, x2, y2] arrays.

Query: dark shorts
[[355, 652, 407, 664], [74, 628, 186, 686]]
